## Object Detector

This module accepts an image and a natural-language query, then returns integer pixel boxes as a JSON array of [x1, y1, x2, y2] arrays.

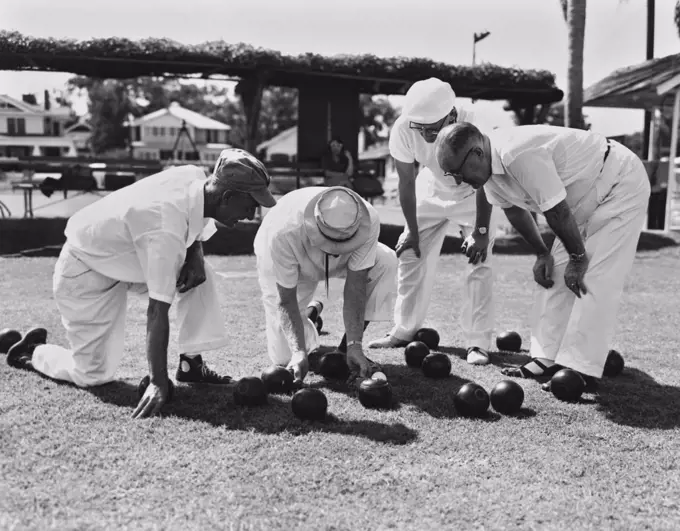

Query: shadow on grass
[[595, 368, 680, 430], [77, 379, 417, 445]]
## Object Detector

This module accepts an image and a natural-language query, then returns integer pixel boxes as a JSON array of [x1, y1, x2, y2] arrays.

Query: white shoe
[[467, 347, 490, 365], [367, 335, 410, 349]]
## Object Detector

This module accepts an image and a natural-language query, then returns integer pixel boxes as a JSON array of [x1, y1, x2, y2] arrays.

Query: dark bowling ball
[[496, 330, 522, 352], [318, 351, 350, 380], [358, 378, 393, 409], [490, 380, 525, 415], [137, 375, 175, 403], [0, 329, 22, 354], [414, 328, 440, 350], [454, 383, 490, 418], [603, 349, 625, 378], [315, 316, 323, 333], [404, 341, 430, 368], [233, 376, 268, 406], [421, 353, 451, 379], [261, 365, 295, 394], [308, 348, 325, 373], [291, 388, 328, 420], [550, 369, 585, 402]]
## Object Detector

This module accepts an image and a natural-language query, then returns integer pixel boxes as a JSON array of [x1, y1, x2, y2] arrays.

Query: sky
[[1, 0, 679, 136]]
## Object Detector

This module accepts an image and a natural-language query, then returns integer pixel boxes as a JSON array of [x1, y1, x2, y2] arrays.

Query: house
[[0, 93, 78, 158], [128, 102, 231, 164], [256, 126, 298, 163], [63, 114, 94, 156]]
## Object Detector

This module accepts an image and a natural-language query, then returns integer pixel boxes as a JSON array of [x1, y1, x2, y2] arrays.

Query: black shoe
[[6, 340, 38, 371], [175, 354, 232, 384], [24, 327, 48, 345]]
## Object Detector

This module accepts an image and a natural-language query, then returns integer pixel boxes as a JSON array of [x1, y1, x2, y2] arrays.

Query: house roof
[[256, 126, 297, 151], [129, 102, 231, 130], [358, 142, 391, 161], [64, 115, 93, 133], [0, 94, 72, 117], [584, 52, 680, 111]]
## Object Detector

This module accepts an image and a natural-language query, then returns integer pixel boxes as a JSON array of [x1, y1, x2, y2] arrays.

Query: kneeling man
[[254, 186, 397, 383], [435, 123, 650, 390], [8, 149, 277, 418]]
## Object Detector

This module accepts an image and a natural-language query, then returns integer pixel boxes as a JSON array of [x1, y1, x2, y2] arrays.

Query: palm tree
[[559, 0, 588, 129]]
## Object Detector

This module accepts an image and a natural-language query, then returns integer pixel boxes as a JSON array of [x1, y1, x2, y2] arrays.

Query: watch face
[[479, 227, 487, 234]]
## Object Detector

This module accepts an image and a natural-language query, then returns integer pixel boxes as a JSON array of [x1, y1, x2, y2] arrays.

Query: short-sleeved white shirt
[[254, 187, 381, 289], [484, 125, 610, 214], [65, 165, 217, 304], [389, 105, 476, 180]]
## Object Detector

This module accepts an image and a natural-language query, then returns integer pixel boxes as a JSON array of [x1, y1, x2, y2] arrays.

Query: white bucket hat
[[302, 187, 374, 255], [402, 77, 456, 124]]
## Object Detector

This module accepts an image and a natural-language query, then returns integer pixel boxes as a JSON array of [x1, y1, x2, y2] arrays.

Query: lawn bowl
[[233, 377, 268, 406], [137, 375, 175, 403], [291, 388, 328, 421], [421, 353, 451, 379], [454, 383, 490, 418], [414, 328, 440, 350], [404, 341, 430, 368], [496, 330, 522, 352], [603, 349, 625, 377], [358, 378, 393, 409], [318, 351, 350, 381], [490, 380, 524, 415], [549, 369, 586, 402], [261, 365, 295, 394]]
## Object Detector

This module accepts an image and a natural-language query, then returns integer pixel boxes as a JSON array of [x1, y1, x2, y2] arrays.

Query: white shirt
[[484, 125, 610, 214], [65, 165, 217, 304], [254, 187, 380, 289], [389, 105, 476, 181]]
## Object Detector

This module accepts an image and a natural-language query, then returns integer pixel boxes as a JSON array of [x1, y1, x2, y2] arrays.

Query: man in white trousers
[[254, 186, 397, 383], [435, 122, 650, 391], [7, 149, 277, 418], [368, 77, 498, 365]]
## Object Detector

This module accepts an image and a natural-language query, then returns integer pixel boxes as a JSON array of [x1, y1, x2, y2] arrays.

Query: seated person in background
[[321, 137, 354, 188]]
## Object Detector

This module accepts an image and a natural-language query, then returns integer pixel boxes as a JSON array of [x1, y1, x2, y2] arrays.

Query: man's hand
[[287, 352, 309, 384], [564, 255, 589, 298], [396, 232, 421, 259], [177, 252, 206, 293], [346, 345, 372, 381], [533, 252, 555, 289], [461, 229, 489, 265], [132, 379, 171, 419]]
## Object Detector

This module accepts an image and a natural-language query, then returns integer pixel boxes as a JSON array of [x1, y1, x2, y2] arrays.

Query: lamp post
[[472, 30, 491, 65]]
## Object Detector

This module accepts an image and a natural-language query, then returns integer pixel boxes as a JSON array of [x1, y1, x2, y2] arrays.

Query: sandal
[[501, 358, 564, 379]]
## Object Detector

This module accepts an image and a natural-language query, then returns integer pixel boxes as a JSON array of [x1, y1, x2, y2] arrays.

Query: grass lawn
[[1, 249, 680, 531]]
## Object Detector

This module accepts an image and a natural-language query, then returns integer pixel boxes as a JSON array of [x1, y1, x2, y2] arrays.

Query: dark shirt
[[322, 151, 350, 173]]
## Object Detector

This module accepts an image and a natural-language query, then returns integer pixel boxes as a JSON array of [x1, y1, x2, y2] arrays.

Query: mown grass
[[1, 249, 680, 531]]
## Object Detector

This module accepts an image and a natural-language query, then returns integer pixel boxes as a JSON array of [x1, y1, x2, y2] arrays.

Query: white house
[[63, 114, 94, 156], [0, 94, 77, 158], [256, 126, 298, 162], [128, 102, 231, 164]]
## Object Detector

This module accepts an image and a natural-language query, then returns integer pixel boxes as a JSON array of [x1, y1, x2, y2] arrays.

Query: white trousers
[[391, 168, 499, 350], [32, 244, 228, 387], [257, 243, 398, 366], [529, 142, 651, 378]]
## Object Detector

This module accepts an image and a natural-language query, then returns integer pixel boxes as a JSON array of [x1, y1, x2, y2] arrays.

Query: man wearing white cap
[[368, 77, 498, 365], [254, 186, 398, 382], [8, 148, 277, 419]]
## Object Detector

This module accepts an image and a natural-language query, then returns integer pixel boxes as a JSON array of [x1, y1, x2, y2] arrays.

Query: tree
[[360, 95, 398, 148], [675, 0, 680, 36], [560, 0, 588, 129]]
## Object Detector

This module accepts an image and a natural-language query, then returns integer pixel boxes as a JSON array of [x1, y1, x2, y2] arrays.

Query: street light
[[472, 30, 491, 65]]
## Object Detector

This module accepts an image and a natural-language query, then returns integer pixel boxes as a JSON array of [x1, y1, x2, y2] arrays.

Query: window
[[160, 150, 174, 161], [159, 127, 165, 136], [152, 127, 159, 136], [169, 127, 176, 137], [133, 127, 141, 142], [7, 118, 26, 136], [52, 122, 61, 136]]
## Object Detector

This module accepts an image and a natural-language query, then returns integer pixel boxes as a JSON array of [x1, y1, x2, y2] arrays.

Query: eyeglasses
[[443, 147, 478, 182], [408, 108, 458, 135]]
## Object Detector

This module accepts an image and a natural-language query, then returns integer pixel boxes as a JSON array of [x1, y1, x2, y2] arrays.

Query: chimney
[[22, 94, 37, 105], [44, 90, 51, 111]]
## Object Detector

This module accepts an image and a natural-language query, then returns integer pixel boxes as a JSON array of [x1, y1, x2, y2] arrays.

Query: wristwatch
[[569, 252, 587, 262], [477, 227, 488, 235]]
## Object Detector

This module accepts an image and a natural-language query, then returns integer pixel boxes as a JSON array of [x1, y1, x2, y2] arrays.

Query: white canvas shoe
[[367, 335, 410, 349], [467, 347, 490, 365]]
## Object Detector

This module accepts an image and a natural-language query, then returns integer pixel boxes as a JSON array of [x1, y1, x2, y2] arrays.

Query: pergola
[[0, 31, 564, 164], [584, 52, 680, 232]]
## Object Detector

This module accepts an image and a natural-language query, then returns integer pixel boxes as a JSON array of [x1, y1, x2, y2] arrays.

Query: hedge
[[0, 31, 563, 101], [1, 219, 675, 258]]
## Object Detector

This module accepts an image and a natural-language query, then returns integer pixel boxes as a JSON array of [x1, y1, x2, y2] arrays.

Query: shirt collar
[[187, 177, 208, 244], [489, 137, 506, 176]]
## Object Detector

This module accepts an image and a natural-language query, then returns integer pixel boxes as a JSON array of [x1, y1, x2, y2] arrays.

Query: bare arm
[[276, 283, 307, 361], [475, 187, 493, 231], [542, 200, 586, 257], [345, 151, 355, 177], [503, 206, 551, 255], [396, 160, 418, 236], [343, 268, 369, 344]]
